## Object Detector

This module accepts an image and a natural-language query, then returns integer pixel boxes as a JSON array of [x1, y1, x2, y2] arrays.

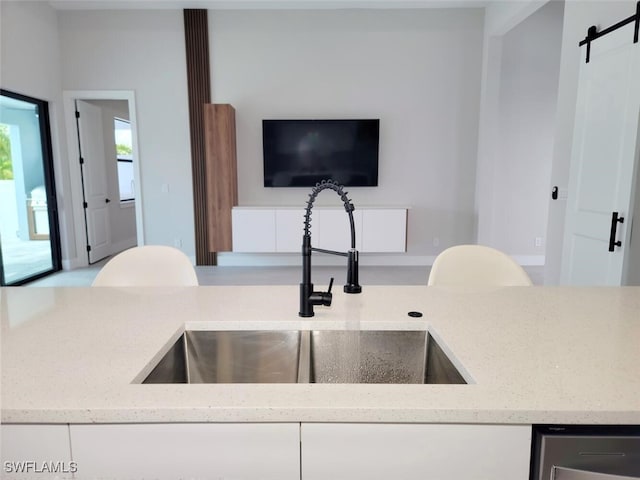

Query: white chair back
[[92, 246, 198, 286], [428, 245, 532, 286]]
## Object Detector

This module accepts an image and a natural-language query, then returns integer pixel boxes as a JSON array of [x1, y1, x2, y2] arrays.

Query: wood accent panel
[[204, 104, 238, 252], [184, 9, 215, 265]]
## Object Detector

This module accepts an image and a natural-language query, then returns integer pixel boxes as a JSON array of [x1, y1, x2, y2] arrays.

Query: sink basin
[[142, 330, 466, 385], [307, 330, 465, 384], [143, 330, 302, 384]]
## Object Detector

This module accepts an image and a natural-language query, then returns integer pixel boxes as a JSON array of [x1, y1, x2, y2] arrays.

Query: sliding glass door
[[0, 89, 61, 285]]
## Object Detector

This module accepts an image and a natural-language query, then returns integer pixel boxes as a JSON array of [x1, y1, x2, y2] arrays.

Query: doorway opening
[[476, 1, 564, 272], [63, 91, 143, 267], [0, 89, 62, 285]]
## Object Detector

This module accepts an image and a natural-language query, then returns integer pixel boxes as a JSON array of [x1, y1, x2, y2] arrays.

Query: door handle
[[608, 211, 624, 252]]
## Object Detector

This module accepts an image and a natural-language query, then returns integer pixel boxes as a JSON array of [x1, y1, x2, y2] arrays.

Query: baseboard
[[61, 257, 86, 270]]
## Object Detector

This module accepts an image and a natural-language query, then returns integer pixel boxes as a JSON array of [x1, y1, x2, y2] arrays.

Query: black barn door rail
[[579, 1, 640, 63]]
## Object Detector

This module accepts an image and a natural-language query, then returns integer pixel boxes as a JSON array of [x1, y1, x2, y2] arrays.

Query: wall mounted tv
[[262, 119, 379, 187]]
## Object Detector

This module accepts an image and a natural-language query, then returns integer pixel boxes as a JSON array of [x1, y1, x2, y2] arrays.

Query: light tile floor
[[27, 263, 544, 287]]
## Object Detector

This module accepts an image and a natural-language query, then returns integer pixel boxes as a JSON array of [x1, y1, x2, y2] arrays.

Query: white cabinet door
[[276, 208, 305, 252], [1, 424, 74, 479], [361, 209, 407, 252], [316, 209, 363, 252], [232, 209, 276, 252], [301, 423, 531, 480], [70, 423, 299, 480]]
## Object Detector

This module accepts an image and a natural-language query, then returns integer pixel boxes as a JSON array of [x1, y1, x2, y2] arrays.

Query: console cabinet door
[[316, 209, 363, 252], [276, 208, 306, 252], [70, 423, 299, 480], [1, 424, 73, 479], [232, 209, 276, 252], [301, 423, 531, 480]]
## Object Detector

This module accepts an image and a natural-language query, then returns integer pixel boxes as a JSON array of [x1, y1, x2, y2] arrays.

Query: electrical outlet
[[161, 183, 170, 194], [535, 237, 543, 247], [433, 237, 440, 247], [174, 238, 182, 248]]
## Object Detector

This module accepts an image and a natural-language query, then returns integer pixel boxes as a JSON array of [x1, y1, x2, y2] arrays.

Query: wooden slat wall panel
[[204, 104, 238, 252], [184, 9, 216, 265]]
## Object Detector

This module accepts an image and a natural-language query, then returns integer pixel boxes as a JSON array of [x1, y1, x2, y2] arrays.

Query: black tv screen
[[262, 119, 379, 187]]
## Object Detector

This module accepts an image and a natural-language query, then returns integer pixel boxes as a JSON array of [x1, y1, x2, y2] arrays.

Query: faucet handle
[[308, 277, 334, 308], [320, 277, 333, 306]]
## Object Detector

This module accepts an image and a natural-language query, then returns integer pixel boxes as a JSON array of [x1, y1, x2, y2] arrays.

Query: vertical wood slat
[[184, 9, 216, 265], [204, 104, 238, 252]]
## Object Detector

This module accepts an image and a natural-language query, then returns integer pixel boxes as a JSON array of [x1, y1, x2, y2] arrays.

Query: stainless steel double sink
[[142, 330, 467, 385]]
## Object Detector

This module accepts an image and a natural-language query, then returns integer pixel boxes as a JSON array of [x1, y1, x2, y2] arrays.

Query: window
[[114, 118, 134, 202]]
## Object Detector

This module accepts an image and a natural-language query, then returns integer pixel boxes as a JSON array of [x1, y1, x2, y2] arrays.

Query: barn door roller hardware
[[579, 1, 640, 63]]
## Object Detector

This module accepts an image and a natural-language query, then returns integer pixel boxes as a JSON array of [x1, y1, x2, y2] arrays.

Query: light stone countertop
[[1, 285, 639, 425]]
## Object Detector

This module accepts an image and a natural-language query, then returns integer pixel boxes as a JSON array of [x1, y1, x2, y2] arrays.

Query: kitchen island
[[1, 285, 639, 479]]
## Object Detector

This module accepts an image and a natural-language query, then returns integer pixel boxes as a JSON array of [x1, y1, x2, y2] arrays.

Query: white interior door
[[76, 100, 112, 264], [561, 24, 640, 285]]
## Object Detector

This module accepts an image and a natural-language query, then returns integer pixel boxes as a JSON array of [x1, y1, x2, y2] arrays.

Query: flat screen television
[[262, 119, 379, 187]]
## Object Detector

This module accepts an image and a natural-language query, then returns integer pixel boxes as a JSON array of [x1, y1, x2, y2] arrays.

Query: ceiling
[[49, 0, 491, 10]]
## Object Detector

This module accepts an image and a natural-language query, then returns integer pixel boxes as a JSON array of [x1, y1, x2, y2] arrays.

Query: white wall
[[475, 0, 563, 262], [209, 9, 484, 261], [0, 1, 75, 265], [58, 10, 195, 260], [86, 100, 137, 254], [544, 0, 638, 284]]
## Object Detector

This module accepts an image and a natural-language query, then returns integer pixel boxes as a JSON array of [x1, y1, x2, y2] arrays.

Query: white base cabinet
[[2, 422, 532, 479], [1, 424, 74, 479], [69, 423, 300, 480], [301, 423, 532, 480]]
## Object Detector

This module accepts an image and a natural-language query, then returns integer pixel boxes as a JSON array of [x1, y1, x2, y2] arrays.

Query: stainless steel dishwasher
[[530, 426, 640, 480]]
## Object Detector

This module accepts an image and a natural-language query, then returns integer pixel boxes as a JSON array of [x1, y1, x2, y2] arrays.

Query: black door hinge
[[83, 202, 88, 209], [79, 157, 84, 165], [86, 245, 92, 252], [75, 110, 80, 119]]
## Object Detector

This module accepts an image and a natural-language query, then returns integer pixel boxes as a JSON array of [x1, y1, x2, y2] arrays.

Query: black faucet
[[299, 180, 362, 317]]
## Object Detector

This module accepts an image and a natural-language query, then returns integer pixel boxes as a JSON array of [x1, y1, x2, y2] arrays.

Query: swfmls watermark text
[[3, 461, 78, 475]]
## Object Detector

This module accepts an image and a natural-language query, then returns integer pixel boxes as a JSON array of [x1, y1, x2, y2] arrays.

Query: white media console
[[231, 207, 407, 253]]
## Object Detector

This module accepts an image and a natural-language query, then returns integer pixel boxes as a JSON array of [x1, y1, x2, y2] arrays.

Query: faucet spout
[[345, 249, 361, 294], [299, 180, 362, 317]]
